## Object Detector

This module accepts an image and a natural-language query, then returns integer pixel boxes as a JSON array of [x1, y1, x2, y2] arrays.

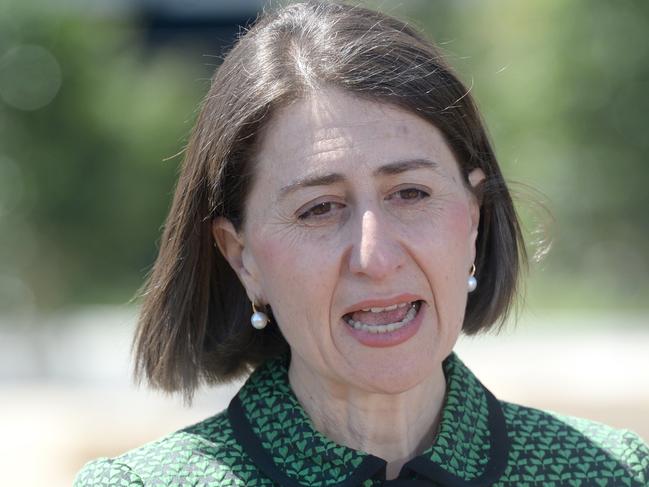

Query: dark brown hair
[[134, 0, 526, 399]]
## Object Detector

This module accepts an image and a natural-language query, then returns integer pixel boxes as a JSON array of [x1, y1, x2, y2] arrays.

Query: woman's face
[[215, 89, 483, 394]]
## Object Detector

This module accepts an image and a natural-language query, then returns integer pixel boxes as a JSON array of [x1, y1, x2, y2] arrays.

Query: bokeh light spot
[[0, 45, 62, 111]]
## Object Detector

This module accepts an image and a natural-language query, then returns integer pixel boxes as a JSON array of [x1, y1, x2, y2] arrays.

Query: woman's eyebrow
[[279, 173, 346, 200], [278, 158, 440, 200], [373, 158, 440, 176]]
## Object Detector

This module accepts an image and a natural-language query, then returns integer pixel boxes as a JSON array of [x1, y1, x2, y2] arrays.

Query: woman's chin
[[345, 362, 439, 396], [333, 311, 445, 394]]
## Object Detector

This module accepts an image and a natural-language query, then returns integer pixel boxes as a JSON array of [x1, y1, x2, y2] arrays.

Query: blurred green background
[[1, 0, 648, 316]]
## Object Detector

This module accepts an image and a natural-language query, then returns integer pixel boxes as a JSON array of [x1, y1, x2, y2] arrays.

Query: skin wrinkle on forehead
[[282, 118, 420, 156], [259, 92, 434, 164]]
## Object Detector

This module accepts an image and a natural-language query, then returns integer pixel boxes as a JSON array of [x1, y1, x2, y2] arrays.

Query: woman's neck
[[288, 355, 447, 480]]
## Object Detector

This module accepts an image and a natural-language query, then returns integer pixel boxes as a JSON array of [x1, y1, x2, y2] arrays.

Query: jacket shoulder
[[73, 458, 143, 487], [500, 401, 649, 485], [73, 409, 268, 486]]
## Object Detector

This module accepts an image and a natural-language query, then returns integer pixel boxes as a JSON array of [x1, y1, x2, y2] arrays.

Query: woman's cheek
[[434, 200, 474, 247], [253, 232, 324, 301]]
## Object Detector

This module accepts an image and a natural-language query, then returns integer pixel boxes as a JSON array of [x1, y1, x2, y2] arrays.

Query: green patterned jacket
[[74, 353, 649, 486]]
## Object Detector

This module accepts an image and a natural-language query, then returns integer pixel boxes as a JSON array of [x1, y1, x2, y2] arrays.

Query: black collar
[[228, 353, 509, 486]]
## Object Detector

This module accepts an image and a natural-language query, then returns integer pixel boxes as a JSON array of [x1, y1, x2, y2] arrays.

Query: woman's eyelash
[[297, 201, 345, 220], [387, 188, 430, 201]]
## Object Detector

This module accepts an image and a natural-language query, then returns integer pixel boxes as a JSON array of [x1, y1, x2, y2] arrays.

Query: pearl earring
[[468, 264, 477, 292], [250, 303, 269, 330]]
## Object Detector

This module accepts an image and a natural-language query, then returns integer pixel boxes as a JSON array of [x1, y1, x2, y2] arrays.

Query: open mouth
[[342, 300, 422, 334]]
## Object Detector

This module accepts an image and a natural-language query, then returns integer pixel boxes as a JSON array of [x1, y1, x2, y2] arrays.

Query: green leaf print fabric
[[74, 353, 649, 486]]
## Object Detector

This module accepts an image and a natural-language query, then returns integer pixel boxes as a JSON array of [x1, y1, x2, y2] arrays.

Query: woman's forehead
[[254, 90, 459, 180]]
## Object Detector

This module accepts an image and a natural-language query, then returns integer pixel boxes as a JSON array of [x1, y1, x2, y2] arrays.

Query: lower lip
[[343, 303, 424, 348]]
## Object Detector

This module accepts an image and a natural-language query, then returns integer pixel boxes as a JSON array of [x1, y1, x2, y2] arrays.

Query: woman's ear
[[468, 167, 486, 191], [467, 167, 486, 235], [212, 217, 261, 300]]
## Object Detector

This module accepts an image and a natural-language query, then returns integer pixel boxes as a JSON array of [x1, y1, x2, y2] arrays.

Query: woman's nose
[[348, 209, 405, 280]]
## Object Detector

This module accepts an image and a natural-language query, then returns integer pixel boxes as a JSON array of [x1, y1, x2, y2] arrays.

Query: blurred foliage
[[0, 0, 648, 313], [0, 0, 206, 311]]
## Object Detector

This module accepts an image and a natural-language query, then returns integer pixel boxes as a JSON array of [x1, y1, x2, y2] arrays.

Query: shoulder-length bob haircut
[[134, 0, 526, 399]]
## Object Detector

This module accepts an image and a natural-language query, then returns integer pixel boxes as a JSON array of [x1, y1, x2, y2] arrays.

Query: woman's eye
[[388, 188, 430, 202], [297, 201, 345, 220]]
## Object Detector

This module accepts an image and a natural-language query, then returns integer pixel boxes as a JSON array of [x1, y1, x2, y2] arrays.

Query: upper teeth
[[361, 302, 411, 313]]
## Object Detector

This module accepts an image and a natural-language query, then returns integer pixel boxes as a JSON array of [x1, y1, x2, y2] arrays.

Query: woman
[[75, 1, 649, 486]]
